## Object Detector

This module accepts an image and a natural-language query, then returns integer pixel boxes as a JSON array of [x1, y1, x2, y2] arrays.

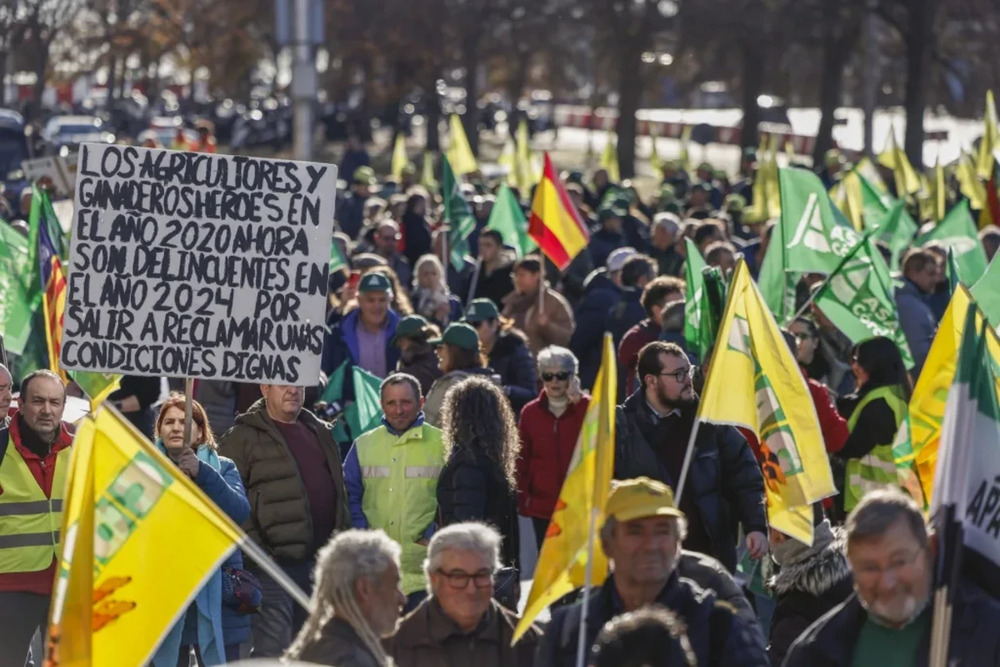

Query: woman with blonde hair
[[150, 393, 252, 665], [411, 254, 462, 328]]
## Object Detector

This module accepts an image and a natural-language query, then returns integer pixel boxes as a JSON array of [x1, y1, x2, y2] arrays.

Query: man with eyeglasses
[[387, 522, 541, 666], [783, 488, 1000, 666], [613, 341, 767, 573]]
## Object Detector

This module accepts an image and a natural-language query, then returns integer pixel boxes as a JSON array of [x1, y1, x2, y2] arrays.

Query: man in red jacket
[[618, 276, 685, 395], [0, 369, 73, 664]]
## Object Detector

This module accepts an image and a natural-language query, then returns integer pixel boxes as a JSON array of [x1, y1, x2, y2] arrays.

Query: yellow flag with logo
[[390, 132, 408, 182], [446, 114, 478, 176], [45, 408, 245, 666], [514, 334, 616, 642], [697, 260, 835, 545], [903, 287, 1000, 506]]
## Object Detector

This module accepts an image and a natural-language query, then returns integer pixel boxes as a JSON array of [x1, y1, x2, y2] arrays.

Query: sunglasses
[[542, 371, 571, 382]]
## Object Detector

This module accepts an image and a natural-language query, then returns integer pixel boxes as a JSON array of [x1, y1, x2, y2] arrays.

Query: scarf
[[547, 394, 569, 418], [150, 440, 227, 667]]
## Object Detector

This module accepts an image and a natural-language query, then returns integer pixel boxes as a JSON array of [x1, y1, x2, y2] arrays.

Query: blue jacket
[[151, 443, 251, 665], [587, 228, 627, 270], [895, 278, 937, 377], [322, 308, 402, 390], [569, 270, 621, 390], [488, 330, 538, 418]]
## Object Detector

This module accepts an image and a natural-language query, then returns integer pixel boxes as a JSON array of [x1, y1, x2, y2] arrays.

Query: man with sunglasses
[[387, 523, 541, 666], [614, 341, 767, 573]]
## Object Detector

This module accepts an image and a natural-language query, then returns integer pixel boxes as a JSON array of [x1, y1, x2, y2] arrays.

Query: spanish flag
[[36, 200, 67, 380], [528, 153, 590, 270]]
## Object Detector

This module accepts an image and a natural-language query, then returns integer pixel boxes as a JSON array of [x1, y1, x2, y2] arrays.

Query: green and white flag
[[684, 238, 708, 357], [441, 154, 476, 272], [930, 305, 1000, 583], [813, 209, 915, 369], [917, 200, 989, 284], [760, 168, 862, 323], [330, 237, 349, 275], [487, 184, 536, 257], [858, 174, 918, 270], [0, 219, 35, 354], [971, 254, 1000, 329]]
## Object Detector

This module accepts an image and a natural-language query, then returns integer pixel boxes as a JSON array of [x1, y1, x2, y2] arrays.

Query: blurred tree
[[17, 0, 80, 116]]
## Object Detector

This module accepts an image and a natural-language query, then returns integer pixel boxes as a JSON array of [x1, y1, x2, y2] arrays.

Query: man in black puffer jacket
[[614, 341, 768, 573]]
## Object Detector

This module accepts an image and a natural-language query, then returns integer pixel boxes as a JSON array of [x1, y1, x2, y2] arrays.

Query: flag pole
[[182, 377, 195, 448], [574, 503, 600, 667], [467, 257, 482, 305], [674, 418, 702, 507], [929, 503, 962, 667]]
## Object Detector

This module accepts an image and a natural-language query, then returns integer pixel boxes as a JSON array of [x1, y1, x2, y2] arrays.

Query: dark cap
[[358, 272, 392, 293], [390, 314, 430, 345], [464, 298, 499, 324], [428, 322, 480, 351]]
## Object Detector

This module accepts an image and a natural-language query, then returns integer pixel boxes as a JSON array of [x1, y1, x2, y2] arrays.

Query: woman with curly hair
[[436, 376, 521, 576]]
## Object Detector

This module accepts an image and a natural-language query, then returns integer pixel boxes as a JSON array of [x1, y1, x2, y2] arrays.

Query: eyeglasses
[[658, 365, 696, 383], [853, 547, 924, 581], [436, 568, 493, 590], [541, 371, 571, 382]]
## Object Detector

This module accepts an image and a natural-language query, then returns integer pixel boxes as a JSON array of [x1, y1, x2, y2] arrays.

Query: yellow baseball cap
[[605, 477, 685, 523]]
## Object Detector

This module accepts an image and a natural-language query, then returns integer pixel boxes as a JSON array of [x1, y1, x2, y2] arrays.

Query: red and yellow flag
[[38, 212, 67, 380], [528, 153, 590, 270]]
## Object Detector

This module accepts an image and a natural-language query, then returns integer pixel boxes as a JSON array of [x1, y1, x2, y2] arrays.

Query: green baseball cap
[[428, 322, 480, 351], [464, 298, 499, 324], [390, 314, 430, 345], [358, 272, 392, 293], [353, 166, 378, 186]]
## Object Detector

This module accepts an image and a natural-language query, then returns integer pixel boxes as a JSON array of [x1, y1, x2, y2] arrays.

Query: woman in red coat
[[516, 345, 591, 550]]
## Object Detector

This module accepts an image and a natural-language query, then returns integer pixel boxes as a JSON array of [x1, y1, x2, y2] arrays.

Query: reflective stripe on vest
[[844, 385, 907, 512], [355, 423, 444, 594], [0, 445, 70, 573]]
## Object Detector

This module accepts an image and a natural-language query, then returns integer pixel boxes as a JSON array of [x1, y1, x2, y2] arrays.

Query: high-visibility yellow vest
[[844, 385, 907, 512], [0, 445, 70, 573], [355, 423, 444, 594]]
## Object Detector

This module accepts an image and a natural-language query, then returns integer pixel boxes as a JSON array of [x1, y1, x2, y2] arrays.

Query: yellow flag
[[390, 132, 408, 182], [697, 260, 836, 544], [977, 90, 999, 180], [679, 124, 693, 174], [446, 114, 478, 176], [420, 151, 437, 193], [514, 334, 616, 642], [830, 170, 864, 232], [877, 129, 922, 196], [515, 119, 534, 193], [46, 409, 246, 665], [933, 155, 947, 223], [600, 132, 620, 183], [498, 137, 517, 187], [956, 150, 986, 210], [855, 156, 888, 193], [649, 124, 662, 174], [908, 288, 1000, 505]]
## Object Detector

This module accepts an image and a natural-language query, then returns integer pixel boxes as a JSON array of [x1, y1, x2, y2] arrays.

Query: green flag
[[699, 266, 728, 360], [813, 224, 915, 369], [761, 167, 862, 322], [946, 247, 962, 293], [68, 369, 120, 408], [0, 220, 35, 355], [330, 237, 349, 275], [486, 184, 536, 257], [971, 254, 1000, 328], [441, 154, 476, 272], [344, 366, 383, 438], [859, 175, 917, 270], [917, 201, 989, 284], [684, 238, 708, 356]]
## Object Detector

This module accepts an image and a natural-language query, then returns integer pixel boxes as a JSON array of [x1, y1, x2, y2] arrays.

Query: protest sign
[[22, 153, 77, 199], [60, 144, 337, 385]]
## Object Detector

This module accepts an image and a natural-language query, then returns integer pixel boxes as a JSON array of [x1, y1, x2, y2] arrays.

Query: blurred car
[[142, 116, 198, 148], [0, 109, 31, 213], [40, 115, 115, 155]]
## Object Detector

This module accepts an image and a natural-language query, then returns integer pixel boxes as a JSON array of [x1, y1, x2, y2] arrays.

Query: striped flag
[[528, 153, 590, 270]]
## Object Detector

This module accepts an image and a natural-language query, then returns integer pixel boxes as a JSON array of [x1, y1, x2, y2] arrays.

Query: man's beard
[[658, 386, 696, 411]]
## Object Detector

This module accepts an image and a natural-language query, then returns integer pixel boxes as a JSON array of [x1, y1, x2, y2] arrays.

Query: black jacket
[[614, 389, 767, 573], [782, 581, 1000, 667], [536, 571, 769, 667], [472, 260, 515, 310], [488, 330, 537, 418], [767, 531, 853, 666], [569, 270, 621, 391], [436, 446, 520, 569]]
